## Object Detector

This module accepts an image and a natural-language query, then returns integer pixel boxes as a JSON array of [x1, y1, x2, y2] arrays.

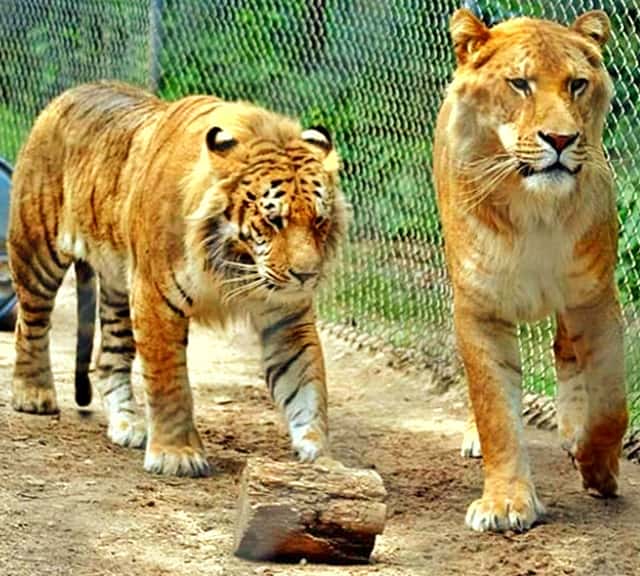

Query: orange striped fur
[[8, 81, 347, 476], [434, 11, 627, 531]]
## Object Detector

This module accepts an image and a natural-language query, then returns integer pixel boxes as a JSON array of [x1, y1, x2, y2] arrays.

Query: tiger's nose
[[289, 269, 319, 285], [538, 131, 579, 153]]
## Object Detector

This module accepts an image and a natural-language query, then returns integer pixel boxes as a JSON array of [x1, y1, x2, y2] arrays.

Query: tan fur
[[434, 10, 627, 531], [8, 81, 347, 476]]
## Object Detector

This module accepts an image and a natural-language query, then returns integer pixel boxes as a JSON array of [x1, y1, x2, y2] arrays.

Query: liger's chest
[[456, 222, 581, 322]]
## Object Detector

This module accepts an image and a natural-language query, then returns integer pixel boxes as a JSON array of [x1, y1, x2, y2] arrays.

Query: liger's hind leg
[[9, 233, 71, 414], [554, 315, 588, 457], [95, 276, 146, 448], [554, 292, 628, 497]]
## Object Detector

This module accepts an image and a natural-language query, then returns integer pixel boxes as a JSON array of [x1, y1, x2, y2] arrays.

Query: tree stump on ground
[[234, 457, 387, 564]]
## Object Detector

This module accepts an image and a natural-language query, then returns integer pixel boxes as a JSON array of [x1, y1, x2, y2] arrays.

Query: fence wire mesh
[[0, 0, 638, 430]]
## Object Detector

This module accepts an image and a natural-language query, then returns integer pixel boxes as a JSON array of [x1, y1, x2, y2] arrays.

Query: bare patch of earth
[[1, 276, 639, 576]]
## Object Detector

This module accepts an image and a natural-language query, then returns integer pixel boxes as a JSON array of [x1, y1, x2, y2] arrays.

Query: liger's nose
[[538, 131, 579, 153]]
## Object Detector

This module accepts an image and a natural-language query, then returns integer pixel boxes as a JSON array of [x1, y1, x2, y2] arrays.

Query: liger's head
[[447, 9, 613, 201], [188, 103, 347, 305]]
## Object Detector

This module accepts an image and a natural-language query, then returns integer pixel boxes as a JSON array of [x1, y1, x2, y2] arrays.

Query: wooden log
[[234, 457, 387, 564]]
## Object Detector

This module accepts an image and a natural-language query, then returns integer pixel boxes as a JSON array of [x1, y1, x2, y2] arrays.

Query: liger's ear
[[450, 8, 490, 65], [572, 10, 610, 48], [301, 126, 332, 152], [206, 126, 237, 153]]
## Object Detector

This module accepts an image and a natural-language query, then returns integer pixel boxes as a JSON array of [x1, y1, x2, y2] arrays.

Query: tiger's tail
[[74, 261, 96, 407]]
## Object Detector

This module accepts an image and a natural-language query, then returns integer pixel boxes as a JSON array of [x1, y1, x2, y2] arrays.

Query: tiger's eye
[[269, 215, 283, 229]]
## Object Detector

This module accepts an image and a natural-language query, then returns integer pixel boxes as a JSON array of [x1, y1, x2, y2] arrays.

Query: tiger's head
[[446, 9, 613, 202], [186, 103, 347, 305]]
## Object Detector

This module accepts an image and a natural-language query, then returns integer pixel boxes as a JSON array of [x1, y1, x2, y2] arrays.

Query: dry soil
[[1, 276, 639, 576]]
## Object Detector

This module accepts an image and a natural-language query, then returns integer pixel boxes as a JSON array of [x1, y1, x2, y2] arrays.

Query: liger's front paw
[[576, 445, 621, 497], [12, 384, 59, 415], [562, 424, 624, 498], [465, 481, 544, 532], [144, 429, 210, 477]]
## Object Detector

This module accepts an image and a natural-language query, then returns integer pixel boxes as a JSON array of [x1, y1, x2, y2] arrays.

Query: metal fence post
[[149, 0, 163, 93]]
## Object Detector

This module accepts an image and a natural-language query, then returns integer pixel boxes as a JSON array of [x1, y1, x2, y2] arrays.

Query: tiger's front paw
[[107, 413, 147, 449], [12, 382, 59, 415], [144, 429, 210, 477], [291, 428, 328, 462], [465, 480, 544, 532]]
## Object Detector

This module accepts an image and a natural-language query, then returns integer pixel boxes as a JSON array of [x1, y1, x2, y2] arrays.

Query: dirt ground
[[1, 276, 640, 576]]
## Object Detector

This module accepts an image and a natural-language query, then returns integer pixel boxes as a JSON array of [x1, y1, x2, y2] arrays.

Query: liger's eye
[[569, 78, 588, 96], [507, 78, 531, 96]]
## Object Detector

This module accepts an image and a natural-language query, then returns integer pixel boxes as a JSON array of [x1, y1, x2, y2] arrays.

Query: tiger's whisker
[[221, 273, 262, 285], [223, 277, 266, 301]]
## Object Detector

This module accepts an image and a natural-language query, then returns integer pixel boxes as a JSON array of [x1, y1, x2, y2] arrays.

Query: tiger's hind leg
[[9, 234, 71, 414], [95, 274, 146, 448], [255, 304, 329, 462]]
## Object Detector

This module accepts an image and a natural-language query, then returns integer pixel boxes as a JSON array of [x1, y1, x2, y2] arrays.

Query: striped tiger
[[8, 81, 348, 476]]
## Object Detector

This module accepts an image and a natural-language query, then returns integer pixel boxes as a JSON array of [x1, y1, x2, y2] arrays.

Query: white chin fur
[[247, 283, 313, 306], [270, 287, 314, 305], [522, 171, 576, 198]]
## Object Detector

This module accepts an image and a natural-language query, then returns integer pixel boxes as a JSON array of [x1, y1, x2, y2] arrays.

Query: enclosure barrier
[[0, 0, 638, 442]]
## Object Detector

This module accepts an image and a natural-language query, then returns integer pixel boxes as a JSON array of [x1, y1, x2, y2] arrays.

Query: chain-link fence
[[0, 0, 638, 431]]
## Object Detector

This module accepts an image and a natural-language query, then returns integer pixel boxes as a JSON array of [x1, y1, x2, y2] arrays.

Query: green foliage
[[319, 241, 452, 353], [0, 105, 30, 163], [616, 171, 640, 305], [158, 0, 452, 241], [0, 2, 149, 115]]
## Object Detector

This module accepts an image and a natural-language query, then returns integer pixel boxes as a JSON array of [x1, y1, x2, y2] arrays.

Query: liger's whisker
[[459, 153, 513, 169], [461, 159, 518, 185], [460, 160, 518, 213]]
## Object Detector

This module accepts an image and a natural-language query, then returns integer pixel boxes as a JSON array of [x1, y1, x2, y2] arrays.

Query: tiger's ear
[[450, 8, 490, 66], [303, 126, 340, 174], [206, 127, 237, 154], [301, 126, 332, 152], [572, 11, 610, 48]]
